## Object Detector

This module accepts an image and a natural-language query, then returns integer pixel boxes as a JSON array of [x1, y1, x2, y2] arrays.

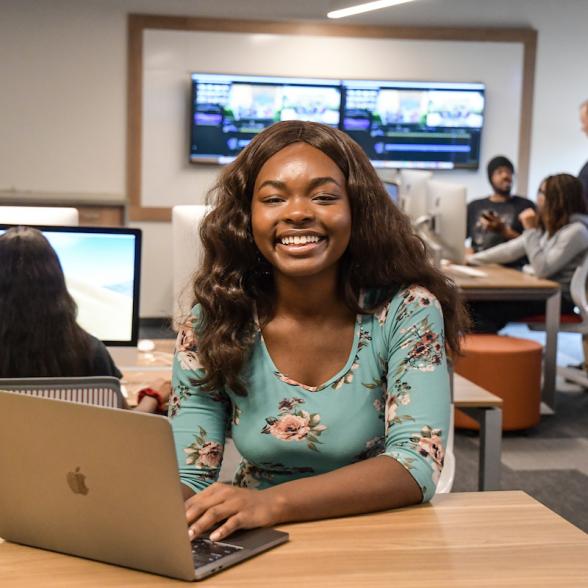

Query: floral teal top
[[170, 285, 450, 502]]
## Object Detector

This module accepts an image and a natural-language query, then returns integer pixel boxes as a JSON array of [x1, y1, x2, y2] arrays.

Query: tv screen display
[[190, 73, 341, 164], [0, 225, 142, 346], [341, 80, 484, 170], [189, 73, 485, 170]]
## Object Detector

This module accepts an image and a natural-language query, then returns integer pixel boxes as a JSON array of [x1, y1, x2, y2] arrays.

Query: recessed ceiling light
[[327, 0, 416, 19]]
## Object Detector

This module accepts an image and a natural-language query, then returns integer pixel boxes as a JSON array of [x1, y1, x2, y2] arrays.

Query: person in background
[[577, 99, 588, 205], [0, 226, 169, 413], [170, 120, 470, 543], [466, 155, 536, 263], [467, 173, 588, 332]]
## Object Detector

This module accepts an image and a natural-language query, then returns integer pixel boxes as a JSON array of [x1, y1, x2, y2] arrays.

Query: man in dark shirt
[[578, 100, 588, 205], [466, 155, 536, 253]]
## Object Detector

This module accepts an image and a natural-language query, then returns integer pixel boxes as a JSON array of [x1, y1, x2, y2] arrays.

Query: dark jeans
[[468, 298, 576, 334]]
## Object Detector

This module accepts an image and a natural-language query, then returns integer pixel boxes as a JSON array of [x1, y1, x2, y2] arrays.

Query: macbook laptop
[[0, 391, 288, 581]]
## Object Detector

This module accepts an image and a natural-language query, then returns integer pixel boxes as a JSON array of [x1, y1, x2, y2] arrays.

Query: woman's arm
[[184, 454, 421, 541], [468, 234, 526, 265], [171, 314, 230, 494], [523, 223, 588, 278]]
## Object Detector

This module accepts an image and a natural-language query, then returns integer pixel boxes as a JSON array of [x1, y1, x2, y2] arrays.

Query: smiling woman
[[170, 120, 469, 543]]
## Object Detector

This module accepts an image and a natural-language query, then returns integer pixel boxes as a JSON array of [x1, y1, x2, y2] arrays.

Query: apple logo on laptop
[[66, 466, 89, 495]]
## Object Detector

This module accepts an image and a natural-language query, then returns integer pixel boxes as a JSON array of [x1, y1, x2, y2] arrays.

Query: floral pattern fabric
[[170, 285, 450, 502]]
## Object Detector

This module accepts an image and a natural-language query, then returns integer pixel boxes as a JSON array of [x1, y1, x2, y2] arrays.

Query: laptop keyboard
[[191, 538, 243, 567]]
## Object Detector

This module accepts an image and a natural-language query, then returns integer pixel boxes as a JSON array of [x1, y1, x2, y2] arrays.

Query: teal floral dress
[[170, 285, 450, 502]]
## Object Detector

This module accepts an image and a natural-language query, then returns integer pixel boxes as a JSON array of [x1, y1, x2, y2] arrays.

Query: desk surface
[[453, 373, 503, 408], [1, 491, 586, 587], [447, 263, 559, 291]]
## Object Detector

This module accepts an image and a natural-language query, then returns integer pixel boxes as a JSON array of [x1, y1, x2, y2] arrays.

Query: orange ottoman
[[454, 334, 542, 431]]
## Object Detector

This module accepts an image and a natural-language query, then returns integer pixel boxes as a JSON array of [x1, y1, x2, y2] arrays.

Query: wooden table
[[453, 373, 502, 491], [447, 264, 561, 411], [1, 491, 586, 586]]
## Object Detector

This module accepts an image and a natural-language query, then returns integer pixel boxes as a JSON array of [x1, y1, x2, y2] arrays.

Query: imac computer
[[0, 224, 142, 346], [398, 169, 433, 220], [0, 206, 79, 226], [171, 205, 208, 323], [425, 180, 467, 264], [383, 181, 399, 206]]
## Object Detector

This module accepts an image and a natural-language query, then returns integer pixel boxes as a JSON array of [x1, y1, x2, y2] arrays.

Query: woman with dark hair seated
[[467, 173, 588, 332], [170, 120, 470, 543], [0, 226, 169, 413]]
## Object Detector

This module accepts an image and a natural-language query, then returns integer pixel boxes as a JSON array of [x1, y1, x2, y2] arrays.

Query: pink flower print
[[168, 393, 181, 418], [197, 441, 223, 468], [386, 395, 400, 421], [413, 426, 445, 483], [278, 397, 305, 413], [175, 320, 197, 353], [178, 350, 202, 371], [373, 398, 384, 414], [183, 426, 223, 470], [375, 302, 390, 326], [267, 413, 311, 441], [275, 371, 319, 392], [262, 406, 327, 451]]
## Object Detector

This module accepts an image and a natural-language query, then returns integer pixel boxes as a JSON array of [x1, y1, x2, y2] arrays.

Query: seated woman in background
[[170, 120, 469, 543], [0, 226, 169, 413], [467, 173, 588, 332]]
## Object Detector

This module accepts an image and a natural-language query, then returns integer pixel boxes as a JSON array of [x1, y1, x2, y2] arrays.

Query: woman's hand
[[519, 207, 538, 230], [185, 483, 285, 542]]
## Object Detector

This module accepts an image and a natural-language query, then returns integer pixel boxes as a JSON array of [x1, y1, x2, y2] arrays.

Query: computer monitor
[[0, 206, 79, 226], [383, 181, 399, 205], [426, 180, 467, 263], [398, 169, 433, 220], [0, 225, 142, 346]]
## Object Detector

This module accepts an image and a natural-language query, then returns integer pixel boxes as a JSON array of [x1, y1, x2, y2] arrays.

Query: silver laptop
[[0, 391, 288, 581]]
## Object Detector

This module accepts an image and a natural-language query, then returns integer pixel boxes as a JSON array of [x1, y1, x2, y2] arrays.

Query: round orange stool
[[454, 334, 543, 431]]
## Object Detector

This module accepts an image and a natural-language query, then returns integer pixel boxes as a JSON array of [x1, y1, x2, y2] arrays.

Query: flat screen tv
[[189, 73, 485, 170], [0, 225, 142, 346]]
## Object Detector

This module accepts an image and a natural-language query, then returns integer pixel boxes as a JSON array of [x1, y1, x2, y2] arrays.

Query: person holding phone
[[467, 173, 588, 332], [466, 156, 536, 264]]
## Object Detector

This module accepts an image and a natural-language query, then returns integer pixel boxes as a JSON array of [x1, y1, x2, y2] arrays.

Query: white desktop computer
[[425, 179, 467, 264], [398, 170, 433, 220]]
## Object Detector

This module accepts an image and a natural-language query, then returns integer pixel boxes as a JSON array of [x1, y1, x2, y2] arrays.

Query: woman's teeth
[[280, 235, 321, 245]]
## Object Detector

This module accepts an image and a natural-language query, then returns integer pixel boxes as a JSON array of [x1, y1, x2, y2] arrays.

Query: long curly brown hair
[[539, 173, 586, 236], [192, 120, 469, 396]]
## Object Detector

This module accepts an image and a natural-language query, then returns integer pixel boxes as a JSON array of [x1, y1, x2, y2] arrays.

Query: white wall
[[1, 0, 587, 317], [142, 30, 522, 208]]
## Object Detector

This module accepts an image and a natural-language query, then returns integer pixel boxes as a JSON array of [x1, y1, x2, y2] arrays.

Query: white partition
[[172, 205, 208, 324], [0, 206, 79, 226]]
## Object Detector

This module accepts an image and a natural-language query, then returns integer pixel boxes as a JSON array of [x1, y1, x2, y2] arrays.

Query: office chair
[[436, 363, 456, 494], [523, 250, 588, 388], [0, 376, 125, 408]]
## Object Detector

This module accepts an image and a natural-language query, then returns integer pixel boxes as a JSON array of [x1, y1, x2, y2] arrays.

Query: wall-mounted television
[[0, 225, 142, 346], [189, 73, 485, 170]]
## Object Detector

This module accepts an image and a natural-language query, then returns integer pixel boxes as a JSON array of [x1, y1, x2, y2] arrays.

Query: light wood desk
[[453, 373, 502, 491], [447, 264, 561, 411], [1, 491, 586, 587]]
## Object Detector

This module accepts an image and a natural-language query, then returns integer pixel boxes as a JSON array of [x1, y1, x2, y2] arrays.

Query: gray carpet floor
[[454, 324, 588, 532]]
